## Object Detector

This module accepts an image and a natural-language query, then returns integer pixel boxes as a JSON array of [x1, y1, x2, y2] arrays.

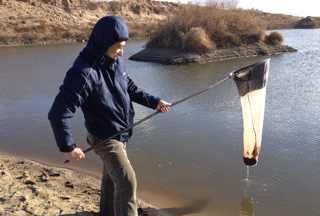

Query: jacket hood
[[80, 16, 129, 64]]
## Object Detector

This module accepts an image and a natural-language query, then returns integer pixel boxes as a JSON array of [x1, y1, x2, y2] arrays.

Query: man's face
[[106, 41, 126, 59]]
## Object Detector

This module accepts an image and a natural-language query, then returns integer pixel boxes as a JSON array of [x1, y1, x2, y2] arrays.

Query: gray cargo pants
[[87, 134, 138, 216]]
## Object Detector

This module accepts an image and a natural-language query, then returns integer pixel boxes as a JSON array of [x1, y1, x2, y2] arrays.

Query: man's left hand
[[156, 100, 171, 113]]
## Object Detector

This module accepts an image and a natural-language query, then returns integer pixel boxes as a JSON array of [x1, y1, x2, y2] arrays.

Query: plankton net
[[233, 59, 270, 166]]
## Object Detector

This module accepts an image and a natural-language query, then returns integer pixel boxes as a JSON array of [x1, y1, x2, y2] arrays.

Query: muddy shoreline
[[129, 43, 297, 65], [0, 153, 170, 216]]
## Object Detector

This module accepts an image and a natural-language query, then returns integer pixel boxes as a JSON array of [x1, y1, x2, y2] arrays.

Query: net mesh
[[234, 59, 270, 166]]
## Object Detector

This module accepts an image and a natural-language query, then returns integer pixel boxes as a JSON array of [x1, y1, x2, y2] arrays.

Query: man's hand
[[64, 147, 86, 161], [156, 100, 171, 113]]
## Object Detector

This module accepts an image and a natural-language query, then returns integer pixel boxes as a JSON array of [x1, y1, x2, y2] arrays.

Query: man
[[48, 16, 171, 216]]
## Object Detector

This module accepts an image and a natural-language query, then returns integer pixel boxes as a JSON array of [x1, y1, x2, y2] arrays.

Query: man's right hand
[[64, 147, 86, 161]]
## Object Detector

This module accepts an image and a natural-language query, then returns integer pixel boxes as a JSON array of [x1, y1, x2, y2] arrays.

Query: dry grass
[[183, 27, 215, 53], [0, 0, 179, 45], [147, 4, 268, 52], [246, 10, 300, 30], [264, 31, 283, 46], [146, 23, 184, 49]]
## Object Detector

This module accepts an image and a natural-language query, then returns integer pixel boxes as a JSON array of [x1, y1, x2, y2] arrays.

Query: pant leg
[[88, 135, 138, 216], [87, 135, 114, 216], [100, 164, 114, 216]]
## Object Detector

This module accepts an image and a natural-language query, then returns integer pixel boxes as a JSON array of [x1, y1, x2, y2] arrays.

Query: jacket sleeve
[[48, 68, 91, 152], [127, 76, 160, 109]]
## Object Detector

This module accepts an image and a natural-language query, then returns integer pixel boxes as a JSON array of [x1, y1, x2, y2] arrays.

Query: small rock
[[44, 168, 60, 177], [38, 173, 49, 182], [82, 189, 98, 195], [1, 171, 6, 175], [27, 185, 39, 196], [0, 197, 6, 203], [65, 181, 74, 189], [16, 172, 28, 180], [19, 196, 26, 202], [59, 196, 70, 200], [24, 180, 36, 185]]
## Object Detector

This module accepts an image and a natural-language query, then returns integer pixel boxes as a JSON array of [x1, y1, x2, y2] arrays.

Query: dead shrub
[[146, 22, 184, 49], [153, 6, 167, 14], [130, 4, 141, 14], [128, 22, 156, 39], [21, 33, 35, 44], [147, 4, 266, 51], [74, 33, 87, 42], [183, 27, 215, 53], [241, 31, 265, 44], [14, 22, 48, 34], [265, 31, 283, 46], [62, 0, 71, 13], [87, 2, 98, 10], [0, 36, 9, 44], [109, 1, 121, 12], [62, 31, 72, 39]]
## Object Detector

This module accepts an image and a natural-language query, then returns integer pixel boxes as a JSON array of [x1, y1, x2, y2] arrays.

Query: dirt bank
[[0, 153, 170, 216], [0, 0, 179, 46]]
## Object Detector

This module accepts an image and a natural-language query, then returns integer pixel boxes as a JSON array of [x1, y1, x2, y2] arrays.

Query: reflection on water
[[160, 199, 209, 216], [240, 167, 255, 216], [240, 197, 255, 216], [0, 30, 320, 215]]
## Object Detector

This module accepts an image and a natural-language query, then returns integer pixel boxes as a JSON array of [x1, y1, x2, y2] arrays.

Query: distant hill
[[294, 16, 320, 29], [247, 10, 301, 29]]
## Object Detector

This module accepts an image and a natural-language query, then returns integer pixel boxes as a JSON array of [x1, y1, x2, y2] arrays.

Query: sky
[[237, 0, 319, 17], [155, 0, 320, 17]]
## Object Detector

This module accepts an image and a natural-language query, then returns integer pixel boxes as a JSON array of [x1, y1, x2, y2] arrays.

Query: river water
[[0, 29, 319, 216]]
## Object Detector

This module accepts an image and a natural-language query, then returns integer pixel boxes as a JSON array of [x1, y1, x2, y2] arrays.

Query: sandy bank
[[0, 153, 170, 216]]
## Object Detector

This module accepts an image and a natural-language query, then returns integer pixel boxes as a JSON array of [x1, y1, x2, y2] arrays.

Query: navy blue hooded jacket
[[48, 16, 160, 152]]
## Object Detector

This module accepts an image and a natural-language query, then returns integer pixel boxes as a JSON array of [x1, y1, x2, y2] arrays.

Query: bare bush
[[0, 36, 9, 44], [87, 2, 98, 10], [146, 22, 184, 49], [183, 27, 215, 53], [265, 31, 283, 45], [147, 4, 266, 51], [21, 33, 34, 44]]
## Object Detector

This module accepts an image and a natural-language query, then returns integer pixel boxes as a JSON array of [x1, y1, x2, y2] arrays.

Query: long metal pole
[[64, 63, 256, 164]]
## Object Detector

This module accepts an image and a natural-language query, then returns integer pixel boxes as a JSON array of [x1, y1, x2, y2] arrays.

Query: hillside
[[294, 16, 320, 28], [248, 10, 300, 29], [0, 0, 318, 47], [0, 0, 179, 46]]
